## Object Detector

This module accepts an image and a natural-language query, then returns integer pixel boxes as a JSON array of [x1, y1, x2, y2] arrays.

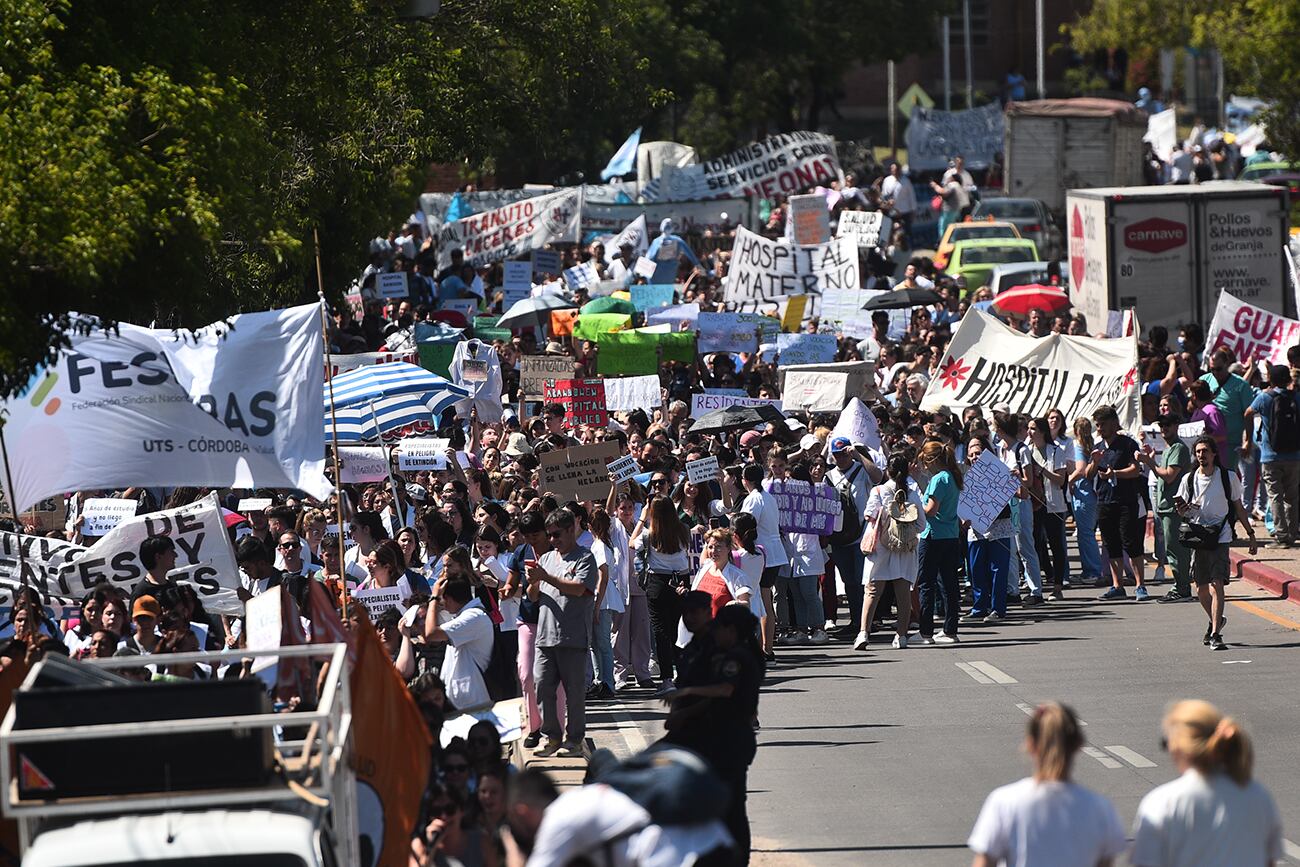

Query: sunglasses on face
[[428, 802, 457, 817], [278, 542, 300, 549]]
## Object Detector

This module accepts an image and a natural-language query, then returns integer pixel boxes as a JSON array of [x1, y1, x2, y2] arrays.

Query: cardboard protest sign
[[607, 454, 640, 484], [503, 260, 533, 293], [827, 397, 882, 452], [573, 313, 631, 342], [398, 437, 451, 471], [539, 441, 622, 502], [698, 312, 757, 354], [532, 249, 563, 277], [818, 288, 868, 331], [603, 375, 660, 412], [776, 333, 838, 366], [549, 308, 578, 336], [377, 271, 410, 299], [643, 131, 842, 202], [436, 189, 581, 269], [353, 586, 406, 622], [921, 309, 1140, 432], [338, 446, 390, 483], [837, 210, 892, 248], [564, 261, 599, 289], [631, 284, 675, 312], [725, 226, 860, 323], [80, 498, 137, 537], [0, 493, 242, 614], [789, 193, 830, 244], [327, 350, 420, 380], [543, 379, 608, 427], [686, 456, 720, 484], [767, 479, 841, 534], [520, 355, 577, 400], [782, 370, 849, 413], [1204, 289, 1300, 365], [690, 392, 783, 418], [904, 102, 1004, 171], [958, 450, 1021, 535]]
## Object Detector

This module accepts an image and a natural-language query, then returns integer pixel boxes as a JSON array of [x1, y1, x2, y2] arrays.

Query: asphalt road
[[591, 579, 1300, 866]]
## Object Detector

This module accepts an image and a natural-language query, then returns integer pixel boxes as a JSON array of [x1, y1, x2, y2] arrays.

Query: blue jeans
[[590, 608, 615, 689], [968, 538, 1011, 616], [789, 575, 823, 632], [830, 544, 865, 627], [917, 537, 962, 637], [1017, 498, 1043, 596], [1071, 494, 1103, 579]]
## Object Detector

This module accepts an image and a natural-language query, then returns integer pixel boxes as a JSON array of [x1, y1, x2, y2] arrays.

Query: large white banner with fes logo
[[0, 304, 332, 512]]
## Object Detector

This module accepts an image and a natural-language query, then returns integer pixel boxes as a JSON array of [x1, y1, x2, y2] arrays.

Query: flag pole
[[0, 417, 31, 586], [315, 229, 350, 619]]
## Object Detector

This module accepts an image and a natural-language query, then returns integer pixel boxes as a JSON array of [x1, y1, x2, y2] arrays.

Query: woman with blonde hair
[[968, 702, 1125, 867], [1131, 700, 1282, 866]]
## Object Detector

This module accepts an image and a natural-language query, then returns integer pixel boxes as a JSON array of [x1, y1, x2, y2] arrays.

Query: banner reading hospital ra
[[724, 225, 860, 324]]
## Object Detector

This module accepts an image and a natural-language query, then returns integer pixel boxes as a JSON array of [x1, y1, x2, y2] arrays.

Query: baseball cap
[[992, 402, 1012, 415], [799, 433, 821, 451], [132, 597, 161, 620], [739, 430, 763, 448], [830, 437, 853, 454]]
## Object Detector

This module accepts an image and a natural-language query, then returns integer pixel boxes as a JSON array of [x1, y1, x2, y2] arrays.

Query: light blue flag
[[445, 192, 470, 223], [600, 126, 642, 181]]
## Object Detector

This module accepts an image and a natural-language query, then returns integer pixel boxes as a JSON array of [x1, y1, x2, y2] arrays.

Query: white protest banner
[[644, 131, 842, 202], [603, 214, 649, 263], [603, 375, 661, 412], [607, 454, 640, 484], [0, 493, 242, 614], [904, 102, 1005, 171], [782, 371, 849, 413], [564, 261, 599, 289], [634, 256, 657, 279], [1140, 424, 1167, 458], [698, 312, 758, 354], [437, 188, 581, 269], [503, 260, 533, 293], [1287, 245, 1300, 324], [776, 333, 838, 366], [520, 354, 577, 400], [398, 437, 450, 471], [766, 479, 841, 534], [0, 305, 331, 512], [353, 586, 406, 623], [1144, 108, 1177, 162], [789, 193, 830, 245], [920, 309, 1140, 432], [377, 271, 410, 300], [80, 498, 137, 537], [648, 303, 700, 328], [725, 225, 860, 322], [686, 456, 720, 484], [957, 451, 1021, 535], [420, 188, 549, 237], [584, 199, 752, 234], [326, 350, 419, 380], [1204, 289, 1300, 366], [837, 211, 892, 248], [237, 497, 272, 515], [244, 590, 283, 673], [532, 249, 562, 277], [690, 393, 783, 418], [1178, 420, 1206, 448], [338, 446, 390, 484], [827, 397, 882, 452]]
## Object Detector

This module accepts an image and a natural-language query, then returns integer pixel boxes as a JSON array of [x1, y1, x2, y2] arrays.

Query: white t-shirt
[[968, 777, 1126, 867], [746, 487, 789, 567], [476, 555, 519, 632], [1031, 442, 1070, 514], [1178, 468, 1243, 544], [591, 539, 627, 613], [438, 598, 494, 710], [1131, 769, 1283, 867], [880, 174, 917, 216]]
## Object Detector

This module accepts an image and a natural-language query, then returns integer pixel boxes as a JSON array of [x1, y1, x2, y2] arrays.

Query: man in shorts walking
[[1087, 406, 1151, 601]]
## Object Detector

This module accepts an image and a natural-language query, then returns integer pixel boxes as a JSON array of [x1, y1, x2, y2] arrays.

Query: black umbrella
[[689, 403, 786, 434], [862, 287, 942, 310]]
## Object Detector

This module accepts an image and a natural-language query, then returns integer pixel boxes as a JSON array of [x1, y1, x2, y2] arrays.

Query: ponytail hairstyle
[[886, 452, 910, 489], [1164, 700, 1254, 785], [1027, 702, 1084, 783], [918, 440, 963, 490], [730, 512, 759, 554]]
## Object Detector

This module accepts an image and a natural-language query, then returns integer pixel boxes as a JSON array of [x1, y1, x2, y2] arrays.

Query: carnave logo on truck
[[1124, 217, 1187, 254]]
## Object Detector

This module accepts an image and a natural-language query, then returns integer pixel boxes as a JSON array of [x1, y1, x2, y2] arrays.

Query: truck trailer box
[[1066, 182, 1291, 334]]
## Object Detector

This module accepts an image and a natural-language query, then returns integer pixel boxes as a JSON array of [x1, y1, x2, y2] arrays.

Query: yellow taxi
[[932, 218, 1022, 269]]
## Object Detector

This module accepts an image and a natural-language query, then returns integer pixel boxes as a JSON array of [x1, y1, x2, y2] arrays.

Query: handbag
[[860, 517, 879, 555], [1178, 467, 1234, 551]]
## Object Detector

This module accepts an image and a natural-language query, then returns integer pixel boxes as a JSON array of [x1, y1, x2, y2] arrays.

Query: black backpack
[[1268, 390, 1300, 454], [827, 464, 864, 547]]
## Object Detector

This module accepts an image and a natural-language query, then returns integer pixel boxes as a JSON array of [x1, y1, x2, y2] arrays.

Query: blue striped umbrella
[[324, 362, 469, 443]]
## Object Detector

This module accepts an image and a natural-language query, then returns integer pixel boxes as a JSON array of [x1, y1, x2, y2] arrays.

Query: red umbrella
[[992, 283, 1071, 316], [429, 309, 470, 329]]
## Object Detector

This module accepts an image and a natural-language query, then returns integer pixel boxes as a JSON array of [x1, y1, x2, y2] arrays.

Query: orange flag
[[550, 308, 578, 336], [349, 615, 432, 867]]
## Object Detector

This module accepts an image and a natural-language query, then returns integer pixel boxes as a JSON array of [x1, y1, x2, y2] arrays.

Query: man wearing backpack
[[1242, 365, 1300, 547], [826, 437, 882, 635]]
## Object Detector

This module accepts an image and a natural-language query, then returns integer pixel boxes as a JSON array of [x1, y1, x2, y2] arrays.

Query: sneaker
[[809, 628, 830, 645], [892, 634, 907, 649], [654, 682, 677, 698], [1159, 589, 1191, 603], [635, 678, 657, 690], [934, 633, 959, 644], [1266, 539, 1293, 549], [961, 611, 989, 622], [1209, 633, 1227, 651], [534, 740, 562, 758], [823, 619, 837, 631], [1091, 575, 1111, 588], [1050, 590, 1065, 601], [1203, 616, 1227, 646], [852, 631, 868, 650], [1098, 587, 1128, 601], [912, 634, 935, 646], [1152, 566, 1168, 584], [983, 612, 1002, 623], [788, 631, 810, 646], [523, 730, 542, 749], [557, 741, 585, 759], [1134, 586, 1151, 602], [1022, 594, 1044, 607], [763, 651, 776, 663], [585, 683, 602, 699], [596, 684, 616, 700], [1006, 594, 1023, 606]]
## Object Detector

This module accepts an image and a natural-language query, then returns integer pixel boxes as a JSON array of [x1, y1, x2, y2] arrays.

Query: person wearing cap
[[827, 435, 882, 634], [125, 596, 161, 655], [607, 240, 638, 285]]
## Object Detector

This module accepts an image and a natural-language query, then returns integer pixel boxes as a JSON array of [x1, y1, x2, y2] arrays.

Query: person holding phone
[[1138, 414, 1195, 603]]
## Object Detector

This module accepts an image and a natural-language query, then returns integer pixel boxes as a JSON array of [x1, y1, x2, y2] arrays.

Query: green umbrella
[[581, 296, 636, 316]]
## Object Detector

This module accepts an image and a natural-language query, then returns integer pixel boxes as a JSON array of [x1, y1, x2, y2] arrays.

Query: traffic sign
[[897, 83, 934, 118]]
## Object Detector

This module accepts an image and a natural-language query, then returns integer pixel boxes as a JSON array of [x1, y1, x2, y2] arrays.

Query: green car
[[947, 238, 1040, 293]]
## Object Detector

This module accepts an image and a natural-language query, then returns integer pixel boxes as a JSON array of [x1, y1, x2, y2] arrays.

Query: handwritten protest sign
[[776, 333, 838, 366], [698, 312, 757, 354], [237, 498, 272, 514], [725, 226, 860, 323], [521, 354, 577, 400], [686, 456, 720, 484], [958, 450, 1021, 535], [603, 375, 660, 412], [436, 189, 581, 269], [573, 313, 631, 342], [539, 441, 621, 502], [837, 210, 892, 248], [532, 249, 562, 277], [767, 479, 841, 534], [690, 393, 783, 418], [607, 454, 640, 484], [543, 379, 608, 427], [563, 261, 599, 289], [1140, 424, 1166, 458], [353, 587, 406, 622], [647, 303, 700, 328], [633, 257, 657, 279], [818, 288, 867, 331], [905, 102, 1004, 171], [377, 271, 410, 299], [643, 131, 842, 202], [338, 446, 390, 484], [503, 260, 532, 293], [737, 312, 781, 344], [631, 284, 675, 312], [1178, 420, 1206, 447], [80, 498, 137, 537], [789, 193, 830, 244], [439, 298, 478, 323], [398, 437, 451, 471], [827, 397, 882, 452], [782, 371, 848, 412], [1204, 289, 1300, 365]]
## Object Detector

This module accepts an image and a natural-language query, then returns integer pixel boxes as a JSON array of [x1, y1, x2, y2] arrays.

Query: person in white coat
[[855, 453, 927, 650], [449, 338, 504, 423]]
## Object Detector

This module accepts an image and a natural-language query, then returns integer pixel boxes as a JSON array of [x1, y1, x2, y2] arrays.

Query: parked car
[[932, 219, 1022, 268], [972, 197, 1063, 260], [947, 238, 1040, 293], [1238, 160, 1298, 183]]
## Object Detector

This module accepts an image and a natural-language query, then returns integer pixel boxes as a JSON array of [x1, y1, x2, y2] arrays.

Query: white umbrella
[[496, 294, 577, 331]]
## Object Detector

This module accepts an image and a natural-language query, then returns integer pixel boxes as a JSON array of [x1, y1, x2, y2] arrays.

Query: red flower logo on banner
[[939, 356, 971, 390], [1123, 367, 1138, 389]]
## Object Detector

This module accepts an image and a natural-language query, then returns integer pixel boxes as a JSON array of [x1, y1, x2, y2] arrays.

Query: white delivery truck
[[1066, 182, 1292, 334], [0, 645, 358, 867], [1004, 99, 1148, 213]]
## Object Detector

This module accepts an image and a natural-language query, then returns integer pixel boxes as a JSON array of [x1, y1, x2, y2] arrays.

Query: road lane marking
[[1016, 702, 1087, 725], [1105, 745, 1157, 768], [1222, 660, 1252, 664], [610, 709, 650, 755], [1082, 746, 1123, 769], [968, 661, 1018, 684], [1231, 600, 1300, 632], [1283, 839, 1300, 862], [956, 662, 994, 684]]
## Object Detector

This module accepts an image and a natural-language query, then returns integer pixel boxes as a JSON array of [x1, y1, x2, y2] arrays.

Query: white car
[[972, 197, 1063, 261]]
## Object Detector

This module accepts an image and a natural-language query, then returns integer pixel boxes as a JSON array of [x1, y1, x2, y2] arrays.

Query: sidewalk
[[1230, 542, 1300, 604]]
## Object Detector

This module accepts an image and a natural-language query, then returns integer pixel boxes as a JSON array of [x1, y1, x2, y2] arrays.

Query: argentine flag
[[600, 126, 642, 181]]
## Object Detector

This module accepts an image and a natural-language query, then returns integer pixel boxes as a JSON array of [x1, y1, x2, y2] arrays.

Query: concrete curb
[[1228, 549, 1300, 605]]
